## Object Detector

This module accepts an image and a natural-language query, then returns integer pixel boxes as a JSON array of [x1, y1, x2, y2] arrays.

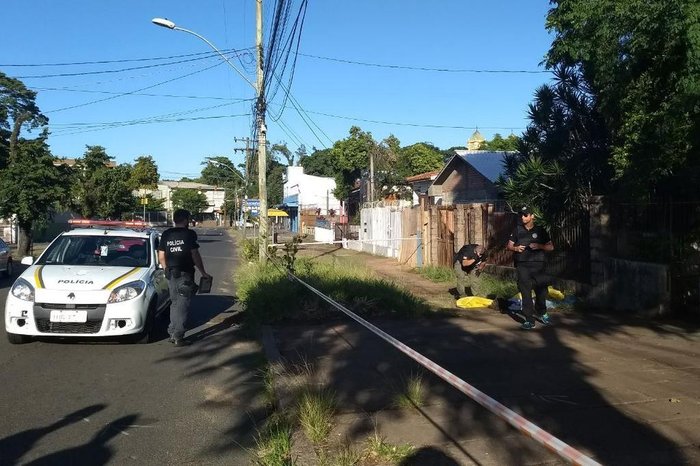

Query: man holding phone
[[506, 206, 555, 329]]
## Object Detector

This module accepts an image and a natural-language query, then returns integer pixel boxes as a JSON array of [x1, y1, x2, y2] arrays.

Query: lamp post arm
[[172, 26, 257, 91]]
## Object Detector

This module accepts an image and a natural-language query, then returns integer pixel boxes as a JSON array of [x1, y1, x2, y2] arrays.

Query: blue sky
[[3, 1, 553, 181]]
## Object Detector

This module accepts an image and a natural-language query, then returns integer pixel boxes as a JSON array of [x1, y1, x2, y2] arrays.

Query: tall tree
[[294, 145, 308, 166], [0, 132, 69, 254], [546, 0, 700, 198], [396, 142, 444, 178], [93, 164, 137, 219], [130, 155, 159, 190], [331, 126, 377, 200], [482, 133, 520, 152], [0, 72, 48, 167], [271, 142, 294, 166], [170, 189, 208, 217], [300, 147, 337, 177], [0, 73, 54, 253], [70, 146, 135, 219], [501, 65, 612, 220]]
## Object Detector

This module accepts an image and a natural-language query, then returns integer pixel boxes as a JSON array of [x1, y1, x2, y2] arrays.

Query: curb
[[261, 326, 295, 412]]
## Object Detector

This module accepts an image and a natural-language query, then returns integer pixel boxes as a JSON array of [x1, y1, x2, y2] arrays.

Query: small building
[[428, 150, 509, 205], [405, 170, 439, 206], [283, 166, 341, 232], [152, 181, 225, 223]]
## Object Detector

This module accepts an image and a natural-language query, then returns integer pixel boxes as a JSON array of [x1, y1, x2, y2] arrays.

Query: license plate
[[50, 310, 88, 323]]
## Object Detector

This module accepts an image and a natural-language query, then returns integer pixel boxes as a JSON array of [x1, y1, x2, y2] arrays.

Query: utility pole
[[233, 137, 254, 184], [233, 137, 253, 230], [256, 0, 268, 263], [369, 147, 375, 203]]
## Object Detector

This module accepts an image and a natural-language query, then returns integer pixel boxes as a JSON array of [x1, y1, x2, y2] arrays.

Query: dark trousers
[[516, 262, 548, 323], [167, 272, 195, 339]]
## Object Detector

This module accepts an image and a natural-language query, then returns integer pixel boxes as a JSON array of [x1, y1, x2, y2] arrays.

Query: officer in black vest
[[158, 209, 211, 346], [506, 206, 554, 329], [453, 243, 486, 299]]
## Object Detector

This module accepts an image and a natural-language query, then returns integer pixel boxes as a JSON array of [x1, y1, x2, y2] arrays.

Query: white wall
[[284, 166, 341, 214]]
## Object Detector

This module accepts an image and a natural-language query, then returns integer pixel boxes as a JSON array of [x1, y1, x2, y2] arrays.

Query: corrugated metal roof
[[453, 150, 509, 182]]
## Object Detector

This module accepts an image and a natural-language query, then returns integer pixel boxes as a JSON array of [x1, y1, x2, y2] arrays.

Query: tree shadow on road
[[24, 414, 139, 466], [268, 292, 695, 465], [0, 404, 106, 465]]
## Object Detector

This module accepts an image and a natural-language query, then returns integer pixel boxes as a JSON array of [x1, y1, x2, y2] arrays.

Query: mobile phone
[[198, 275, 212, 294]]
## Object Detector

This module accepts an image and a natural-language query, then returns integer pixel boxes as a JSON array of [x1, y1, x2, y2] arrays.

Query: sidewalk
[[264, 245, 700, 465]]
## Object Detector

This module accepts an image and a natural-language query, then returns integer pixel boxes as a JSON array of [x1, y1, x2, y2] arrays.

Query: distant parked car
[[0, 238, 13, 278]]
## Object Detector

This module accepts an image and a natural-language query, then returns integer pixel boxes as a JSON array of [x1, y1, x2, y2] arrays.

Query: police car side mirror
[[21, 256, 34, 266]]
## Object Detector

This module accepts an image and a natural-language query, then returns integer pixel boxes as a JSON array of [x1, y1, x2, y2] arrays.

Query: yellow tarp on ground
[[455, 296, 494, 309], [514, 286, 566, 301]]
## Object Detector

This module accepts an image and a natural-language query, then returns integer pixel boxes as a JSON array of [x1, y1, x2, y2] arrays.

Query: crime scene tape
[[283, 270, 602, 466], [270, 237, 418, 247]]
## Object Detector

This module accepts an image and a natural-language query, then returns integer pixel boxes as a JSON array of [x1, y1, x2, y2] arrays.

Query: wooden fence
[[356, 200, 592, 283]]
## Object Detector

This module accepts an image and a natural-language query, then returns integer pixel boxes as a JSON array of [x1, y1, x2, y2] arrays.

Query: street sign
[[244, 198, 260, 217], [140, 197, 148, 205]]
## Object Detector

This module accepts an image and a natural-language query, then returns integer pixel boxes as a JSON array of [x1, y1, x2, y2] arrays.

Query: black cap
[[519, 206, 532, 216]]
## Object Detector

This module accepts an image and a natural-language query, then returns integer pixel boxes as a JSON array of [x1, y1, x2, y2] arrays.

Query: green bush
[[241, 238, 259, 262], [236, 258, 431, 328]]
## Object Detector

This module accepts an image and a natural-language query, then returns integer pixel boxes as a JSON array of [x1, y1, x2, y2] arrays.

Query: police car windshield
[[37, 236, 150, 267]]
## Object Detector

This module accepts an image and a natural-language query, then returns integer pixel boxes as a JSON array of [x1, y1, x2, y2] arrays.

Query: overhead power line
[[0, 47, 254, 67], [305, 109, 524, 131], [297, 52, 551, 74], [12, 49, 252, 79], [45, 60, 227, 113], [50, 113, 251, 137], [32, 86, 252, 101]]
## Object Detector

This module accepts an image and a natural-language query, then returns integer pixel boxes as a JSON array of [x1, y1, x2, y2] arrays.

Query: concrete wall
[[586, 196, 670, 316]]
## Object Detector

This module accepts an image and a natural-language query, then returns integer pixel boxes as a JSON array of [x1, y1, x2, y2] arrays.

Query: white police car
[[4, 220, 170, 344]]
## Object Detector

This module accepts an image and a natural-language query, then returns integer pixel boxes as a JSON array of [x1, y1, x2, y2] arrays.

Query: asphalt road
[[0, 229, 265, 465]]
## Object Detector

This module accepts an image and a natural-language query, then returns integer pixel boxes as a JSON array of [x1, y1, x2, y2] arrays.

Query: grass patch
[[364, 431, 415, 463], [297, 387, 336, 445], [478, 274, 519, 299], [236, 258, 431, 328], [413, 265, 454, 283], [259, 365, 277, 408], [393, 373, 426, 410], [253, 414, 295, 466]]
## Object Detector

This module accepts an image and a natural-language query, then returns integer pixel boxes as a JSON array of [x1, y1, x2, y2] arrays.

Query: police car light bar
[[68, 219, 148, 229]]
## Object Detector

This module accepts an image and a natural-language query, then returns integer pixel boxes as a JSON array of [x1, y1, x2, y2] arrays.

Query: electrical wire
[[50, 113, 251, 137], [45, 60, 228, 113], [296, 52, 551, 74], [303, 109, 525, 131], [11, 49, 252, 79], [32, 86, 250, 101], [0, 48, 253, 67]]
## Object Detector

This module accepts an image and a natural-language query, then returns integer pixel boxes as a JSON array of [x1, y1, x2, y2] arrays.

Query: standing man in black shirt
[[506, 207, 554, 329], [453, 243, 487, 299], [158, 209, 211, 346]]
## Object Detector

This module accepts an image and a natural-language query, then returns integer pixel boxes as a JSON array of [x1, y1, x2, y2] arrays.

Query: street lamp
[[152, 10, 269, 262], [151, 18, 255, 90]]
